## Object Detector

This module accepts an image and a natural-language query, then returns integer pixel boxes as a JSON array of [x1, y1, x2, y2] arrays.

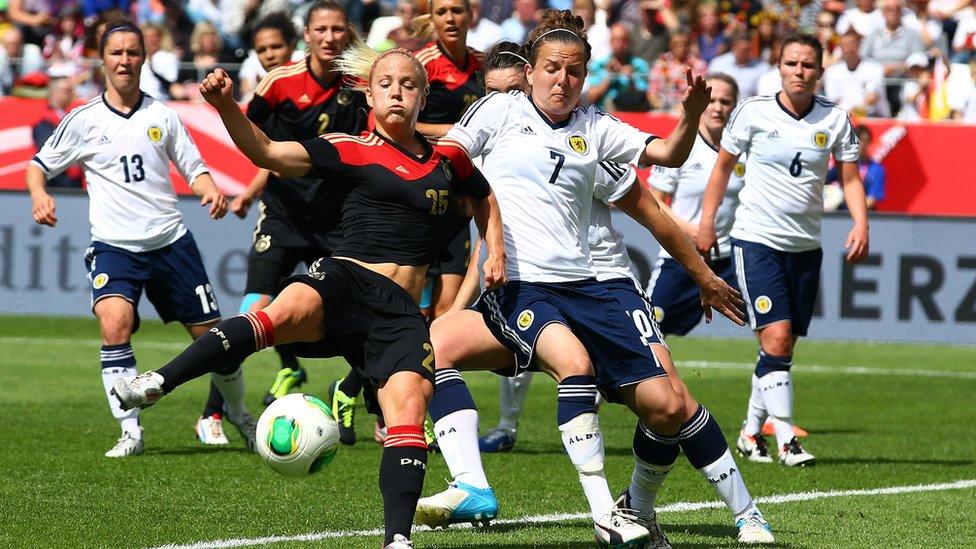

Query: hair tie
[[530, 28, 581, 48], [498, 51, 529, 65]]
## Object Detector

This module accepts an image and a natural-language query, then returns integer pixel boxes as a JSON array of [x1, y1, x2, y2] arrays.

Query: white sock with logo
[[434, 409, 490, 489]]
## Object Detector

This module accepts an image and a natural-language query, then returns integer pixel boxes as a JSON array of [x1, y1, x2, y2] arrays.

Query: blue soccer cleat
[[478, 428, 516, 453], [414, 481, 499, 528]]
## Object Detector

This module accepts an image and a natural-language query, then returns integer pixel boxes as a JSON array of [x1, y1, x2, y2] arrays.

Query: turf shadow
[[815, 457, 974, 466], [666, 523, 804, 548], [147, 446, 252, 456]]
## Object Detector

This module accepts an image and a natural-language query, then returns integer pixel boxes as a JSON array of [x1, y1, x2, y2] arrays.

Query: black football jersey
[[299, 131, 490, 266], [415, 41, 485, 125]]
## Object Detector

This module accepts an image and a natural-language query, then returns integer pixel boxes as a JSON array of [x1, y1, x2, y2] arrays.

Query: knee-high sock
[[498, 371, 533, 433], [428, 369, 489, 489], [156, 312, 274, 393], [379, 425, 427, 544], [557, 375, 614, 522], [754, 351, 794, 448], [212, 363, 248, 420], [743, 374, 766, 436], [202, 381, 224, 418], [629, 421, 680, 517], [100, 343, 140, 437], [680, 405, 756, 519], [275, 345, 300, 371], [338, 367, 364, 397]]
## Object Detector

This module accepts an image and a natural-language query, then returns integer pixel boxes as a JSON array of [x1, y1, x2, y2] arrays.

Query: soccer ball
[[256, 393, 340, 477]]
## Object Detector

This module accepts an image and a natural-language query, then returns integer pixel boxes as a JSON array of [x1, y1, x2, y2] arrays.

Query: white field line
[[152, 479, 976, 549], [4, 335, 975, 380]]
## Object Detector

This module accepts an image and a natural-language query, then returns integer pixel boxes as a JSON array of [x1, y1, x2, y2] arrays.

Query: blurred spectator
[[139, 23, 185, 100], [755, 32, 783, 95], [826, 125, 885, 209], [187, 0, 221, 27], [237, 11, 302, 99], [500, 0, 538, 44], [178, 21, 232, 87], [836, 0, 880, 37], [32, 77, 84, 188], [694, 3, 727, 63], [669, 0, 699, 34], [467, 0, 505, 51], [824, 31, 889, 116], [649, 32, 706, 111], [949, 60, 976, 120], [481, 0, 513, 25], [906, 0, 947, 54], [750, 11, 780, 65], [815, 10, 840, 67], [83, 1, 131, 22], [862, 0, 925, 114], [0, 26, 46, 96], [898, 52, 931, 119], [576, 0, 611, 63], [6, 0, 55, 46], [927, 0, 975, 46], [707, 31, 770, 99], [41, 5, 86, 79], [586, 22, 652, 111], [764, 0, 824, 34], [366, 0, 413, 49], [951, 9, 976, 62], [631, 0, 673, 65]]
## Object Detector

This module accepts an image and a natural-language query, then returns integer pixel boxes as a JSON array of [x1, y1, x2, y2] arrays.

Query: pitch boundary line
[[5, 335, 975, 380], [152, 479, 976, 548]]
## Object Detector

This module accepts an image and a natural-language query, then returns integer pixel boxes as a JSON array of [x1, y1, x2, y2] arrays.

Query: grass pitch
[[1, 315, 974, 548]]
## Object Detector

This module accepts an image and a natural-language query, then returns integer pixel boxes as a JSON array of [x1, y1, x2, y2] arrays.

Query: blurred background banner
[[0, 192, 973, 344]]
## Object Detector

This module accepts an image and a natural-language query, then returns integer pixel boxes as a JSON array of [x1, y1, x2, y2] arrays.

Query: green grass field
[[1, 315, 974, 549]]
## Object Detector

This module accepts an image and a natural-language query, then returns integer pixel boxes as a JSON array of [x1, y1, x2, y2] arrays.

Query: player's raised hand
[[199, 68, 235, 108], [483, 253, 507, 291], [200, 188, 227, 219], [680, 68, 711, 116], [699, 273, 745, 326], [695, 224, 719, 261], [31, 192, 57, 227], [229, 193, 252, 218], [845, 223, 869, 263]]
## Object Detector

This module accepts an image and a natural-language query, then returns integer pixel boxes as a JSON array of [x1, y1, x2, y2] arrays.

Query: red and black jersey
[[299, 131, 489, 266], [415, 41, 485, 125], [246, 58, 370, 226]]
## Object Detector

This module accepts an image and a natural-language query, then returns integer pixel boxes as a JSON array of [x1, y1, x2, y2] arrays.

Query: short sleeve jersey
[[721, 93, 859, 252], [299, 131, 490, 266], [589, 161, 640, 282], [651, 132, 745, 260], [247, 58, 370, 225], [444, 91, 656, 283], [31, 93, 209, 252], [415, 41, 485, 124]]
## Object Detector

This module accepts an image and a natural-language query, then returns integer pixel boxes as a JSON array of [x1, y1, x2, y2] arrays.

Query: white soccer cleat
[[384, 534, 413, 548], [737, 430, 774, 463], [616, 492, 671, 549], [195, 414, 230, 445], [779, 437, 816, 467], [595, 499, 652, 549], [736, 509, 775, 544], [224, 408, 257, 452], [111, 372, 164, 411], [104, 433, 144, 458]]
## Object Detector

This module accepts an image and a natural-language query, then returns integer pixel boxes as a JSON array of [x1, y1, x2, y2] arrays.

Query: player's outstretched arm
[[640, 68, 710, 168], [696, 147, 737, 259], [199, 69, 312, 178], [614, 181, 745, 326], [230, 168, 269, 218], [187, 172, 227, 220], [470, 191, 507, 291], [839, 160, 870, 263], [26, 164, 57, 227]]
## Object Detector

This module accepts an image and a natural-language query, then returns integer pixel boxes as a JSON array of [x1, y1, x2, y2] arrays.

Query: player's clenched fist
[[680, 68, 712, 116], [199, 68, 235, 108], [31, 192, 57, 227]]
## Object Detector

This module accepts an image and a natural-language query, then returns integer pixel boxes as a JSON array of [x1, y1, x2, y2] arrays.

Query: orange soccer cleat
[[763, 419, 808, 438]]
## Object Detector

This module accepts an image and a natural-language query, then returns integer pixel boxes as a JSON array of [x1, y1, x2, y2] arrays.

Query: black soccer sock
[[678, 405, 728, 469], [157, 312, 275, 393], [202, 381, 225, 418], [275, 345, 300, 371], [379, 425, 428, 544], [338, 367, 364, 397]]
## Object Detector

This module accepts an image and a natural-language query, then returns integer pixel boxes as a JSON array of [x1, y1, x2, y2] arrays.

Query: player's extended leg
[[111, 283, 326, 412], [375, 371, 433, 547], [754, 323, 813, 466], [186, 321, 257, 451], [656, 346, 775, 544], [415, 309, 507, 528], [95, 297, 143, 458], [479, 371, 533, 453], [238, 293, 307, 406], [431, 273, 464, 320]]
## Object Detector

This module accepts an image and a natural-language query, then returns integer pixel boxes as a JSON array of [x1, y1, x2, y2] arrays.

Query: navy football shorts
[[648, 256, 738, 336]]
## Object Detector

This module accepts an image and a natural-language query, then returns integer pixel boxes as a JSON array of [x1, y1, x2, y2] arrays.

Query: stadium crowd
[[0, 0, 974, 121]]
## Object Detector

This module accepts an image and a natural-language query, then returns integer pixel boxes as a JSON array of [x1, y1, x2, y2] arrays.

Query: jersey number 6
[[789, 152, 802, 177]]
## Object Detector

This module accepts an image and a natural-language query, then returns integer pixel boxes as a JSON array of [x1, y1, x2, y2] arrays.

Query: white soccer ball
[[256, 393, 340, 477]]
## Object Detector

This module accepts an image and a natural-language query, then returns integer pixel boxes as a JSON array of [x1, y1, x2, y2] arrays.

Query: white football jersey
[[651, 132, 745, 260], [721, 94, 859, 252], [444, 91, 655, 283], [589, 161, 639, 282], [32, 94, 210, 252]]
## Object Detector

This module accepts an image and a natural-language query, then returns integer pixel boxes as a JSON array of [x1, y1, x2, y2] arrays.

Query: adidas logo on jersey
[[445, 74, 457, 83], [687, 162, 703, 171], [97, 135, 111, 145], [519, 125, 535, 135], [298, 93, 311, 104], [768, 130, 780, 139], [395, 165, 410, 174]]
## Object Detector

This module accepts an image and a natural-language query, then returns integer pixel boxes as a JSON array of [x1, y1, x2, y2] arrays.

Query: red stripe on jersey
[[323, 131, 454, 181], [433, 140, 476, 180], [418, 41, 483, 92], [254, 58, 341, 111]]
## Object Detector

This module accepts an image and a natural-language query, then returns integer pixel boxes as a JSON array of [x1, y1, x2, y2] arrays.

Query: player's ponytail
[[334, 44, 430, 95], [526, 9, 590, 66]]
